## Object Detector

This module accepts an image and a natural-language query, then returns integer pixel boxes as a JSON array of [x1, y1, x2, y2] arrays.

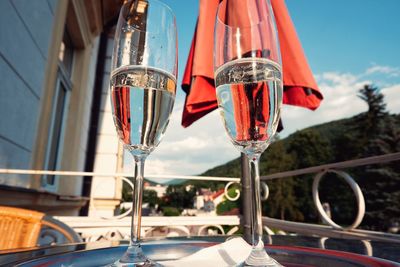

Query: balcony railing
[[55, 215, 241, 242], [1, 152, 399, 245]]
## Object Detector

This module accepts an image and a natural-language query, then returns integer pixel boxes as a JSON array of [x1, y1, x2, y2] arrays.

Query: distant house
[[0, 0, 125, 217], [193, 188, 225, 215], [144, 181, 167, 198], [212, 189, 226, 207]]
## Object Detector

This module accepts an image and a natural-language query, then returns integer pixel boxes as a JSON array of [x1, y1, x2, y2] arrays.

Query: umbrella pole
[[241, 153, 252, 242]]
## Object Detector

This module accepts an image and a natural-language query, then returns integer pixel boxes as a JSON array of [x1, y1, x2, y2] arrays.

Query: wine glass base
[[107, 244, 163, 267], [237, 247, 283, 267]]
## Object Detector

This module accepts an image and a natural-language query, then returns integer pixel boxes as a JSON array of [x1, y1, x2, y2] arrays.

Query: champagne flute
[[110, 0, 177, 266], [214, 0, 283, 266]]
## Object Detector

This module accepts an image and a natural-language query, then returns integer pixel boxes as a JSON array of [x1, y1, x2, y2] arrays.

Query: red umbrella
[[181, 0, 323, 127]]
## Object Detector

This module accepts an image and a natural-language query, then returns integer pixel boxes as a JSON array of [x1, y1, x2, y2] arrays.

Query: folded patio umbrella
[[181, 0, 323, 127]]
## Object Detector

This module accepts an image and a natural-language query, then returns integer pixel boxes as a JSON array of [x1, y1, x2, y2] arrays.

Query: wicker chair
[[0, 206, 81, 250]]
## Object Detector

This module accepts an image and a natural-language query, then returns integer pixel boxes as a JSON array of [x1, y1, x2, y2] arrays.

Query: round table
[[1, 236, 399, 266]]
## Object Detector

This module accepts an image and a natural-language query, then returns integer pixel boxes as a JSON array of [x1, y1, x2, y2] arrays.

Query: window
[[58, 30, 74, 75], [42, 29, 74, 191]]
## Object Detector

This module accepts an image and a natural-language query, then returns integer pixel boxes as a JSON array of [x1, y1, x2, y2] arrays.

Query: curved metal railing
[[260, 152, 400, 232], [0, 152, 399, 243]]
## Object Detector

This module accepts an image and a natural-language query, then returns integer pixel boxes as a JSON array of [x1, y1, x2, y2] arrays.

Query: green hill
[[202, 115, 359, 177]]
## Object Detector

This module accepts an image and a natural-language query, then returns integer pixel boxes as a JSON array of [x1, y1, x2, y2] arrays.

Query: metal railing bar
[[0, 169, 240, 182], [1, 152, 398, 183], [262, 217, 400, 243], [261, 152, 400, 181], [55, 215, 241, 227]]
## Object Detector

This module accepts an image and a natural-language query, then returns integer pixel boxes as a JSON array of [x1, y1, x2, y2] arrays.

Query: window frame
[[41, 52, 74, 192]]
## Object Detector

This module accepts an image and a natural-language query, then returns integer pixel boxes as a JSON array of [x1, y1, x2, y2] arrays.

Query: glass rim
[[214, 57, 281, 76], [215, 0, 271, 31]]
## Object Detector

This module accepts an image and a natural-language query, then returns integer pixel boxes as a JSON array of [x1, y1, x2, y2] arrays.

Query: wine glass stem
[[249, 154, 264, 249], [131, 155, 146, 245]]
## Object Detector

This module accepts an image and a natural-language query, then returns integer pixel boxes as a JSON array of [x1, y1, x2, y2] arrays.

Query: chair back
[[0, 206, 44, 250]]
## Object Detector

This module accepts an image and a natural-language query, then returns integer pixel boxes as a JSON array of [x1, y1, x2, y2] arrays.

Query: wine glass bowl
[[215, 58, 282, 157], [214, 0, 283, 266], [111, 66, 176, 156], [109, 0, 177, 266]]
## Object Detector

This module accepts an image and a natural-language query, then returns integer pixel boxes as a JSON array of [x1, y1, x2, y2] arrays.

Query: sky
[[124, 0, 400, 177]]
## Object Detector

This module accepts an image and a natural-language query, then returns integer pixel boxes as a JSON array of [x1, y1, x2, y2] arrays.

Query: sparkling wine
[[215, 58, 283, 155], [110, 66, 176, 156]]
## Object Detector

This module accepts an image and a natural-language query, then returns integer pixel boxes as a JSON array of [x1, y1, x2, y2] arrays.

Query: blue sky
[[162, 0, 400, 89], [126, 0, 400, 176], [288, 0, 400, 74]]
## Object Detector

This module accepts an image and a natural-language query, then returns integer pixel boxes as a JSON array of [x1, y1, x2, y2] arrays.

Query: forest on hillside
[[200, 84, 400, 231]]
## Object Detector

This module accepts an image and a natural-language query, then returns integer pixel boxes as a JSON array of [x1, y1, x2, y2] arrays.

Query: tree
[[122, 182, 132, 202], [122, 184, 159, 208], [287, 129, 333, 168], [355, 85, 400, 230], [143, 189, 159, 208], [202, 158, 241, 179], [333, 116, 365, 161], [361, 115, 400, 230], [358, 85, 387, 120], [357, 84, 388, 139], [285, 129, 334, 222], [336, 85, 390, 161], [261, 140, 302, 221], [161, 184, 196, 210]]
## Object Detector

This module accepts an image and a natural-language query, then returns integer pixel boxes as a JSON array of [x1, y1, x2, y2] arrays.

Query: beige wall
[[89, 36, 123, 217], [57, 36, 100, 196]]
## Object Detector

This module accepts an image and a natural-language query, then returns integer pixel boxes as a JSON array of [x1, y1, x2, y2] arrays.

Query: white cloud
[[319, 72, 359, 85], [281, 67, 400, 137], [124, 105, 239, 176], [382, 84, 400, 114], [365, 65, 400, 77], [123, 65, 400, 177]]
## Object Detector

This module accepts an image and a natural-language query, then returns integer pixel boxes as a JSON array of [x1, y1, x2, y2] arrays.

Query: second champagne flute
[[110, 0, 177, 266], [214, 0, 283, 266]]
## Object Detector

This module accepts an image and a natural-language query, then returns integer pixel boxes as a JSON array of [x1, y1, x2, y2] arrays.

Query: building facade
[[0, 0, 123, 216]]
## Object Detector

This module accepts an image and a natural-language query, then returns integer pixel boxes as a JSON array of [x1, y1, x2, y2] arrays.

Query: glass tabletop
[[1, 236, 399, 267]]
